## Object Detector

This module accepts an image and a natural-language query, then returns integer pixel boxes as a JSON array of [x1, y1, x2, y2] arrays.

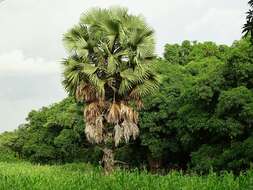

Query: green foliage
[[140, 60, 189, 160], [140, 38, 253, 173], [1, 98, 101, 164], [191, 134, 253, 174], [0, 132, 19, 162], [217, 87, 253, 118], [164, 41, 230, 65]]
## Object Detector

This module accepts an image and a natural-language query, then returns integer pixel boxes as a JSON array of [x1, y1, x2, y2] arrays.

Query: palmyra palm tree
[[243, 0, 253, 41], [62, 7, 159, 173]]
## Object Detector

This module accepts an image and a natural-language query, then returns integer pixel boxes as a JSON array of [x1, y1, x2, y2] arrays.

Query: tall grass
[[0, 162, 253, 190]]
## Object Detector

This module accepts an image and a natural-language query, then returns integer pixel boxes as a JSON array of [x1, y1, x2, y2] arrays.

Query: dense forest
[[1, 36, 253, 174]]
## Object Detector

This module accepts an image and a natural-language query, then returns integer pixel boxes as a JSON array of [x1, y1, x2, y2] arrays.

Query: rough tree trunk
[[148, 155, 162, 173], [102, 147, 114, 175]]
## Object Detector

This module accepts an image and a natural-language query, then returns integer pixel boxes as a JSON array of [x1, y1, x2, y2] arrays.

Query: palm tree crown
[[62, 7, 159, 147], [243, 0, 253, 41]]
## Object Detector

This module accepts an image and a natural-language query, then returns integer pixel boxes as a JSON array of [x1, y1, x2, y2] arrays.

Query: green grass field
[[0, 162, 253, 190]]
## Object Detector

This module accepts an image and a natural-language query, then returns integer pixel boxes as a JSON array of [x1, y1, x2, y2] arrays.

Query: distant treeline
[[1, 38, 253, 173]]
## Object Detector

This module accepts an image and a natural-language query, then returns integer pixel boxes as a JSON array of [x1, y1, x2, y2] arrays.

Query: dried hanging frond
[[129, 89, 144, 109], [76, 83, 86, 101], [93, 116, 104, 143], [95, 115, 104, 130], [114, 124, 124, 147], [127, 109, 134, 123], [122, 120, 131, 143], [107, 102, 121, 124], [84, 102, 101, 124], [98, 97, 106, 108], [76, 83, 97, 102], [120, 102, 129, 118], [85, 116, 104, 144], [84, 123, 94, 142], [129, 122, 139, 140], [120, 104, 138, 123], [121, 120, 140, 143], [132, 110, 139, 124], [135, 99, 144, 110], [129, 88, 140, 100], [120, 102, 133, 121]]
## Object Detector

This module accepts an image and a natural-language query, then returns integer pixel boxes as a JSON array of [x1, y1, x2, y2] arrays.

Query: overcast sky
[[0, 0, 249, 133]]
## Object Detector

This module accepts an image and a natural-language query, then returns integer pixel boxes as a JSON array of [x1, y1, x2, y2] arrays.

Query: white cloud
[[0, 50, 60, 76], [185, 8, 245, 43], [0, 50, 66, 132], [0, 0, 248, 59]]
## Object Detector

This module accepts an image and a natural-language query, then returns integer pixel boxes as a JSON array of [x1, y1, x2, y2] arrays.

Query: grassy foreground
[[0, 162, 253, 190]]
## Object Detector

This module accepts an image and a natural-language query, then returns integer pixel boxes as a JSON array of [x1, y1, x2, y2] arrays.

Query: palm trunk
[[148, 154, 162, 173], [102, 147, 114, 175]]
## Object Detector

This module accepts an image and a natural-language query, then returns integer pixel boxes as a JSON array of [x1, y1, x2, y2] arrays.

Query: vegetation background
[[1, 36, 253, 173]]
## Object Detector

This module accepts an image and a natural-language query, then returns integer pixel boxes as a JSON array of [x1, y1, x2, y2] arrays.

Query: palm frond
[[122, 120, 131, 143], [128, 77, 160, 98], [63, 24, 90, 54], [84, 102, 101, 124], [76, 83, 97, 102], [119, 64, 158, 96], [118, 79, 132, 95], [249, 0, 253, 7], [107, 55, 118, 74], [89, 74, 105, 99], [85, 120, 103, 144], [121, 120, 139, 143], [243, 2, 253, 41], [114, 123, 123, 146], [107, 102, 121, 124], [62, 57, 99, 96]]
